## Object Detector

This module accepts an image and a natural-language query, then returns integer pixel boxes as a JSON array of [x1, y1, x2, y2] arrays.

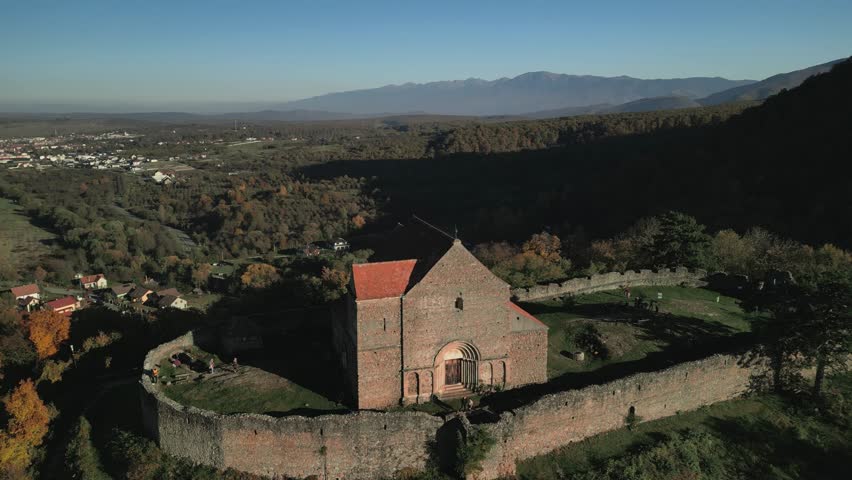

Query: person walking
[[209, 358, 215, 374]]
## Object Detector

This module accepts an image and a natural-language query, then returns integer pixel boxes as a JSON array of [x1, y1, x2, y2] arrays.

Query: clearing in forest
[[0, 197, 56, 275]]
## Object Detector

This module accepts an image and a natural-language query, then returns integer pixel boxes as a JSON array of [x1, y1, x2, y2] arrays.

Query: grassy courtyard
[[158, 346, 345, 415], [525, 286, 753, 381]]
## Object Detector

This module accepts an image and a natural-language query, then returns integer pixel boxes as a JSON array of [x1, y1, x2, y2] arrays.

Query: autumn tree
[[319, 267, 350, 301], [191, 263, 212, 289], [33, 266, 48, 283], [0, 379, 51, 473], [240, 263, 281, 290], [28, 310, 71, 360], [522, 232, 563, 262], [351, 214, 366, 229]]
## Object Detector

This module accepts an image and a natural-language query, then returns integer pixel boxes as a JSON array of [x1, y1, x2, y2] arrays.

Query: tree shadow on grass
[[480, 306, 753, 414], [703, 415, 852, 479]]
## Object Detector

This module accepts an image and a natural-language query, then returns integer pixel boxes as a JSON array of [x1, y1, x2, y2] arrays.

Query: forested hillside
[[303, 59, 852, 246], [1, 60, 849, 285]]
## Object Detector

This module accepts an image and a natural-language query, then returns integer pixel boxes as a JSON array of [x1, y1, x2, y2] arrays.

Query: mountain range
[[276, 73, 752, 116], [275, 58, 846, 118], [5, 58, 845, 122]]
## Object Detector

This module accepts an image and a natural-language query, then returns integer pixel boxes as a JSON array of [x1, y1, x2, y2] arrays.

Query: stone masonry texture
[[141, 331, 764, 480], [511, 267, 708, 302]]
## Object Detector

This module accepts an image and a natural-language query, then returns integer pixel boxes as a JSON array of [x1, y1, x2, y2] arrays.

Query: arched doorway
[[434, 341, 480, 394]]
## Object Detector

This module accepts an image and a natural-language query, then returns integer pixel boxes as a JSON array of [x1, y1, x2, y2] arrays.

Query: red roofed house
[[78, 274, 108, 290], [332, 217, 547, 409], [11, 283, 40, 301], [45, 296, 80, 316]]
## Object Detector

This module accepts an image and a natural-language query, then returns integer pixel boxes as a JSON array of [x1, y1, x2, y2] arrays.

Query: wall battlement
[[511, 267, 708, 302], [140, 329, 763, 479]]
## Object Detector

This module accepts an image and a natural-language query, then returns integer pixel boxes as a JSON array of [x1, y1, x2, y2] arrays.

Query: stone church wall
[[511, 267, 708, 302], [142, 332, 763, 480], [507, 329, 548, 387], [354, 297, 403, 409]]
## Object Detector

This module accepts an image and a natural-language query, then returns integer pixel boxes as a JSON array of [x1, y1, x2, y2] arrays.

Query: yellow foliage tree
[[0, 379, 51, 472], [27, 310, 71, 360]]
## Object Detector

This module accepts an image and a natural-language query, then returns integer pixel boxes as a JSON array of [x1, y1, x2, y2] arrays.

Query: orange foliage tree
[[27, 310, 71, 360], [240, 263, 281, 290], [0, 379, 51, 472]]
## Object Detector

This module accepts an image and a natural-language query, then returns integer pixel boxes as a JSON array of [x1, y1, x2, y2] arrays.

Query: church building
[[332, 217, 548, 409]]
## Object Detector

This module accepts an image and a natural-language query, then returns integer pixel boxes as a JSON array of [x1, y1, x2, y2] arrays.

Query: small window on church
[[455, 296, 464, 310], [383, 318, 387, 332]]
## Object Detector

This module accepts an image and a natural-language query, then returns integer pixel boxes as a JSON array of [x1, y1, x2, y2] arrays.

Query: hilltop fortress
[[139, 219, 762, 479]]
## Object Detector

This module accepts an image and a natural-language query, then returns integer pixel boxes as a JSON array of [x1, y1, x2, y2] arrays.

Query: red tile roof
[[156, 288, 181, 298], [352, 260, 417, 300], [79, 274, 105, 285], [46, 296, 77, 310], [507, 301, 547, 328], [11, 284, 39, 297]]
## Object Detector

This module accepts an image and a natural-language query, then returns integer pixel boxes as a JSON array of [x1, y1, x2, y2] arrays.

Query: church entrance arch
[[434, 341, 480, 394]]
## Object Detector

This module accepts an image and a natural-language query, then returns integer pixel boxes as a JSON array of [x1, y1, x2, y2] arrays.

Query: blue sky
[[1, 0, 850, 110]]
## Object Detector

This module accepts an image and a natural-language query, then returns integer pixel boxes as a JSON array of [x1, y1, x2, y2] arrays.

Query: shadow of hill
[[296, 60, 852, 247]]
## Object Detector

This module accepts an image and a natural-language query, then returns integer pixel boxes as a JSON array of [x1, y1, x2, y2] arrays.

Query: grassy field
[[526, 286, 752, 380], [517, 374, 852, 479], [159, 346, 345, 416], [0, 196, 56, 273]]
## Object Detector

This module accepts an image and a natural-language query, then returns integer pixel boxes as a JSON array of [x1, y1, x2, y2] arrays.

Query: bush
[[66, 417, 110, 480], [576, 324, 610, 360], [455, 426, 496, 477]]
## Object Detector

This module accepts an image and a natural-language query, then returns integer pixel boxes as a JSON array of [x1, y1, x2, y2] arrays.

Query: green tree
[[799, 274, 852, 396], [646, 211, 710, 268]]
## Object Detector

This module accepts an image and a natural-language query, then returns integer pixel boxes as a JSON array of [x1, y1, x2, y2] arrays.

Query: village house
[[151, 170, 175, 184], [332, 217, 548, 409], [18, 296, 39, 312], [157, 295, 188, 310], [127, 287, 153, 304], [327, 238, 350, 252], [45, 296, 80, 316], [110, 283, 135, 299], [155, 287, 181, 298], [78, 273, 108, 290], [11, 283, 40, 301]]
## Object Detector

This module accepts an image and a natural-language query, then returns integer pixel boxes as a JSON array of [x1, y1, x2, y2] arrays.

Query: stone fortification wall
[[473, 354, 758, 479], [140, 331, 443, 479], [511, 267, 707, 302], [141, 334, 761, 479]]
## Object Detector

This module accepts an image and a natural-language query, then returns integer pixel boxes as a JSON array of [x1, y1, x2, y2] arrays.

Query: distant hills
[[522, 96, 702, 118], [698, 58, 845, 106], [4, 58, 846, 122], [277, 73, 753, 116]]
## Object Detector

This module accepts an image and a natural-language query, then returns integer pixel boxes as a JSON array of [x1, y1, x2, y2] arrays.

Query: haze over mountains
[[277, 73, 752, 116], [1, 58, 845, 122]]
